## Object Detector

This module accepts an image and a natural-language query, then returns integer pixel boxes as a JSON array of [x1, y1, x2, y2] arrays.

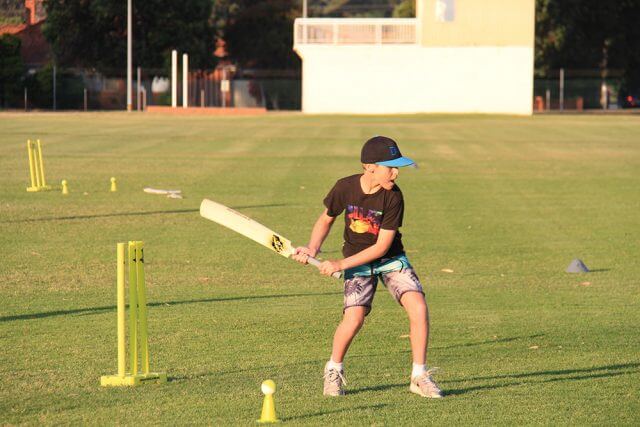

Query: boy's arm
[[317, 228, 396, 276], [292, 208, 336, 263]]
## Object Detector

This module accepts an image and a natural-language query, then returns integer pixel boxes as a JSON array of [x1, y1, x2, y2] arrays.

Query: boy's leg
[[381, 268, 429, 365], [331, 306, 367, 363], [383, 268, 443, 398], [399, 291, 429, 365], [324, 274, 376, 396], [335, 273, 377, 361], [324, 306, 368, 396]]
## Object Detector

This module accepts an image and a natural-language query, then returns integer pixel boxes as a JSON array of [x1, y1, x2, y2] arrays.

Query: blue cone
[[566, 259, 589, 273]]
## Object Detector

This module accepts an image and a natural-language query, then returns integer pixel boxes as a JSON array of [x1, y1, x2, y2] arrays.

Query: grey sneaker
[[323, 363, 346, 396], [410, 368, 443, 398]]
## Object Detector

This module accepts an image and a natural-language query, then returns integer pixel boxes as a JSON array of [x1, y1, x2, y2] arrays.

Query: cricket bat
[[199, 199, 342, 279]]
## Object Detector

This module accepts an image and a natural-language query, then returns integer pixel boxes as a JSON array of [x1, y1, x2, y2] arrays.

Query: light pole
[[126, 0, 132, 111]]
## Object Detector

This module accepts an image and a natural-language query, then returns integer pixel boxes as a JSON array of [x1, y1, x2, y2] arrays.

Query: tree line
[[2, 0, 639, 107]]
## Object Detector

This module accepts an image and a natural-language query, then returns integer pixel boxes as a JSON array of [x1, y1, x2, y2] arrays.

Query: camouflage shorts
[[343, 254, 424, 314]]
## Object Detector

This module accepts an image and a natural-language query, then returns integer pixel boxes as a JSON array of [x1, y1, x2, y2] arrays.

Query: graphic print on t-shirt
[[347, 205, 382, 236]]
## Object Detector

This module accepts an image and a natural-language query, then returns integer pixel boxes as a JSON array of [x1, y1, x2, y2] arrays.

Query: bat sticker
[[271, 234, 286, 254]]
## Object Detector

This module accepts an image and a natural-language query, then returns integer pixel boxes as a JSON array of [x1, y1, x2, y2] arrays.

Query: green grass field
[[1, 112, 639, 425]]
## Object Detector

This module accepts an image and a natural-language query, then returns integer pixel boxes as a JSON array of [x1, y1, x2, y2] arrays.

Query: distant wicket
[[100, 241, 166, 387], [26, 139, 51, 192]]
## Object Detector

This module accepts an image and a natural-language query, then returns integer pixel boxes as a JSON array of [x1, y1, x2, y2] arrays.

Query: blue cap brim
[[376, 157, 415, 168]]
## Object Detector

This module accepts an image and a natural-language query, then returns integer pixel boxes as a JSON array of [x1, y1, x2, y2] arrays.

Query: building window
[[435, 0, 455, 22]]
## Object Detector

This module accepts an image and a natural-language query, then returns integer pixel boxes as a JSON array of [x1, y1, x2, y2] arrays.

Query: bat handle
[[307, 256, 343, 279]]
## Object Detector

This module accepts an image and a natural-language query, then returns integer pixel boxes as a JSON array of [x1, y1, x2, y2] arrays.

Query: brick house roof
[[0, 0, 50, 66]]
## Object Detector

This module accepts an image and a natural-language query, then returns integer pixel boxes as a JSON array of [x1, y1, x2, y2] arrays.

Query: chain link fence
[[4, 66, 301, 111], [533, 69, 624, 111], [4, 65, 631, 112]]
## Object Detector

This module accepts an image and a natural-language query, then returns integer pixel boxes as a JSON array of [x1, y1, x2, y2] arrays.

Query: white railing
[[294, 18, 418, 45]]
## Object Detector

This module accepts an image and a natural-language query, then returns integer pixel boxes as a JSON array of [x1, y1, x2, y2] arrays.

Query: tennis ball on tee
[[261, 379, 276, 395]]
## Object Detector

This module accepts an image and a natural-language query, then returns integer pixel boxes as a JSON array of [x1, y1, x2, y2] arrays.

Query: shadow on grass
[[348, 383, 406, 395], [169, 357, 331, 382], [0, 291, 341, 323], [444, 363, 640, 396], [0, 204, 288, 223], [281, 404, 388, 422], [432, 334, 546, 350]]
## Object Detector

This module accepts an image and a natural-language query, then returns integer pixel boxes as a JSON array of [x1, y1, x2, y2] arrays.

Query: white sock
[[412, 363, 426, 379], [327, 358, 343, 372]]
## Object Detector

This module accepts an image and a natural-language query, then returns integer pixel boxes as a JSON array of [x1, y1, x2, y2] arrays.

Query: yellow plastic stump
[[100, 241, 166, 387], [26, 139, 51, 192], [100, 372, 168, 387]]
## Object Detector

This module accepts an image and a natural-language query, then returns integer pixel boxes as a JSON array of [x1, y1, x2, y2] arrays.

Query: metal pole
[[545, 89, 550, 111], [137, 66, 141, 111], [126, 0, 132, 111], [302, 0, 308, 44], [559, 68, 564, 111], [84, 88, 87, 111], [24, 87, 27, 111], [221, 68, 226, 108], [53, 65, 56, 111], [182, 54, 188, 108], [600, 82, 608, 110], [171, 50, 177, 107]]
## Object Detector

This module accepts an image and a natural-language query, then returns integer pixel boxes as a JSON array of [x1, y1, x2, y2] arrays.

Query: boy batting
[[292, 136, 442, 398]]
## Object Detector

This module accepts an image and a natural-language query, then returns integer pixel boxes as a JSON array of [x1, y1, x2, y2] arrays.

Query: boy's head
[[361, 136, 415, 190], [360, 136, 414, 168]]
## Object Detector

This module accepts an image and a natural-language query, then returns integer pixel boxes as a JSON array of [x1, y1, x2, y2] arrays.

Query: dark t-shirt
[[323, 174, 405, 259]]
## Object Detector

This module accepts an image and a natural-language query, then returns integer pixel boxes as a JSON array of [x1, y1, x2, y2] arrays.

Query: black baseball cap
[[360, 136, 415, 167]]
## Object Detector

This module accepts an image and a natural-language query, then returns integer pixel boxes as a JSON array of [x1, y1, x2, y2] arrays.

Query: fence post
[[171, 50, 177, 108], [53, 65, 57, 111], [221, 67, 228, 108], [84, 88, 87, 111], [182, 54, 188, 108], [545, 89, 550, 111], [600, 82, 608, 110], [137, 66, 141, 111], [126, 0, 132, 111], [559, 68, 564, 111]]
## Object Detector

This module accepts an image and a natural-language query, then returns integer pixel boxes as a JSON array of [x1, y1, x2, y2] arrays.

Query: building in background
[[293, 0, 535, 115], [0, 0, 50, 67]]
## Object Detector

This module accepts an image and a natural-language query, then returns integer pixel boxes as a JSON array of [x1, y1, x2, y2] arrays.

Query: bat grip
[[307, 256, 342, 279]]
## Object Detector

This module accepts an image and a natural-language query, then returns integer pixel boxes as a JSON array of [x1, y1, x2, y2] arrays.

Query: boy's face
[[371, 164, 399, 190]]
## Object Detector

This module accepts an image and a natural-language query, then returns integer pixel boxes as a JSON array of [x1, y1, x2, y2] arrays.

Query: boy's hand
[[318, 260, 342, 276], [292, 246, 318, 264]]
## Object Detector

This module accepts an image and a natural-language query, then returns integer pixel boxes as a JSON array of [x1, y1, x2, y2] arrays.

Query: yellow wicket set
[[100, 241, 166, 387], [26, 139, 51, 192]]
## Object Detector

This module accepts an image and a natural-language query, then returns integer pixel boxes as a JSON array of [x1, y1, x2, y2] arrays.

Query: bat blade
[[199, 199, 341, 279], [200, 198, 294, 258]]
